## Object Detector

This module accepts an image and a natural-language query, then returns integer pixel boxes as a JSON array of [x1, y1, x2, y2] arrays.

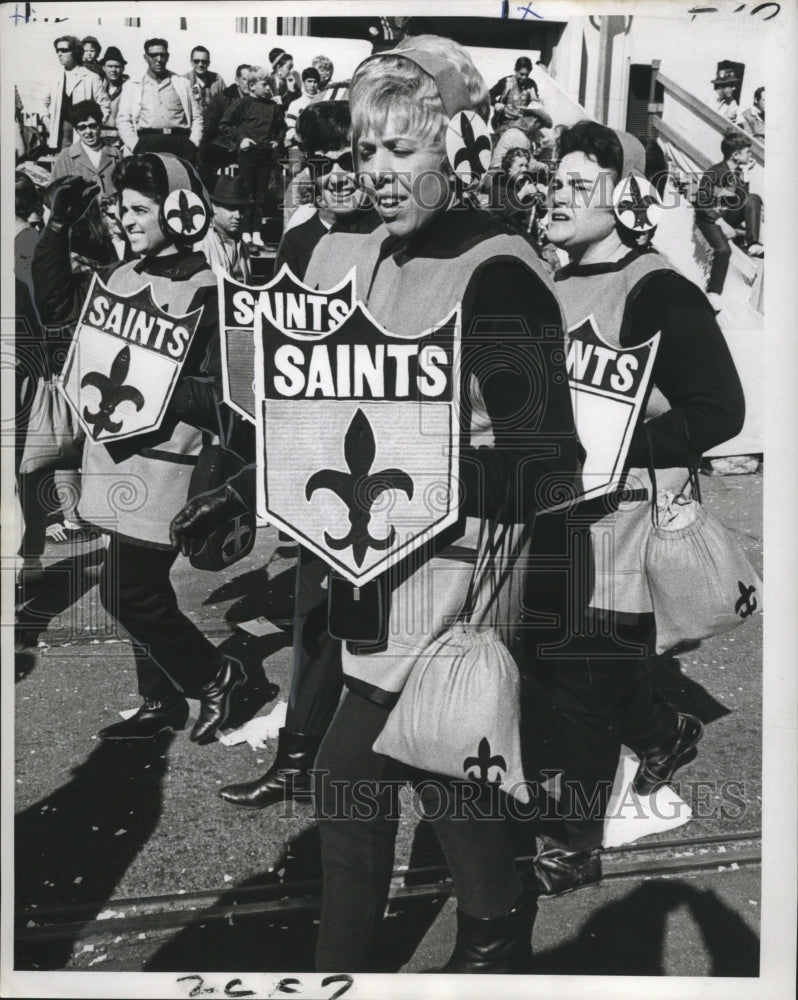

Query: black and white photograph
[[1, 2, 795, 998]]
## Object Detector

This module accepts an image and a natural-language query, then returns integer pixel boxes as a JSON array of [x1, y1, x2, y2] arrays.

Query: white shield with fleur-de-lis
[[58, 274, 203, 443], [254, 283, 462, 587]]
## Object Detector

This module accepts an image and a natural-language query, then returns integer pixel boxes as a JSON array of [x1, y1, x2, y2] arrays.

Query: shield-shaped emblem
[[220, 265, 356, 423], [59, 275, 203, 442], [255, 291, 462, 587], [553, 314, 660, 508]]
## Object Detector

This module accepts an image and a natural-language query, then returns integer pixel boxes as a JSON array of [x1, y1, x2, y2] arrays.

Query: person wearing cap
[[527, 120, 745, 890], [116, 38, 203, 163], [31, 156, 245, 746], [183, 45, 226, 113], [200, 175, 252, 282], [82, 36, 103, 75], [100, 46, 129, 147], [51, 99, 121, 198], [712, 66, 740, 124], [45, 35, 111, 152], [267, 48, 301, 106], [298, 34, 577, 974]]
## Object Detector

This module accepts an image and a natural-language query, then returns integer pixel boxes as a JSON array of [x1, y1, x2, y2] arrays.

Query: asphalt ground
[[12, 470, 764, 977]]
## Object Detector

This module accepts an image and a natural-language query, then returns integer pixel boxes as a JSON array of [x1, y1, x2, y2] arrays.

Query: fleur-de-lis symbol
[[452, 112, 491, 178], [222, 515, 253, 563], [734, 580, 758, 619], [617, 174, 656, 230], [463, 737, 507, 784], [305, 409, 414, 567], [165, 189, 205, 235], [81, 345, 145, 439]]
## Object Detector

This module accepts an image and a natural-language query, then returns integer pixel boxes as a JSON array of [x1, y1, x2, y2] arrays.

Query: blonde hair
[[350, 34, 490, 155], [247, 65, 269, 84]]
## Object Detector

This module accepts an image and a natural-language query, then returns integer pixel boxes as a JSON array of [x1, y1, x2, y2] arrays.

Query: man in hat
[[268, 48, 301, 106], [100, 46, 129, 147], [82, 36, 103, 75], [713, 67, 740, 124], [200, 175, 252, 282]]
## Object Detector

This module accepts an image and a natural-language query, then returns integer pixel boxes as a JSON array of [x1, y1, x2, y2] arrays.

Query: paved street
[[13, 470, 764, 977]]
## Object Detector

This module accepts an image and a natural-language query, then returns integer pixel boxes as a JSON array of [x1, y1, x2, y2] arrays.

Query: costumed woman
[[524, 122, 745, 893], [298, 35, 578, 972], [31, 157, 246, 744]]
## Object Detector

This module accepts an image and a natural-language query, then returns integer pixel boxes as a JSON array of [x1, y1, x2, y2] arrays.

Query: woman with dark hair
[[45, 35, 110, 152], [31, 156, 244, 745], [524, 120, 745, 889], [51, 99, 121, 198]]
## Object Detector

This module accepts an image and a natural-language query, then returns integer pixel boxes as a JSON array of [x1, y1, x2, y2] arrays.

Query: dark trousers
[[98, 533, 224, 700], [287, 546, 343, 734], [134, 133, 198, 166], [696, 194, 763, 294], [198, 141, 237, 190], [314, 691, 523, 972], [238, 146, 274, 231], [523, 512, 678, 850]]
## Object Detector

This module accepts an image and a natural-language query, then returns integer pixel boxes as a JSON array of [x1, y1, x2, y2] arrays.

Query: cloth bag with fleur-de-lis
[[372, 624, 529, 804]]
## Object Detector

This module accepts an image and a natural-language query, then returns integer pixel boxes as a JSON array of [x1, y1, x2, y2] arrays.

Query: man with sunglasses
[[51, 100, 121, 198], [45, 35, 110, 152], [183, 45, 226, 113], [116, 38, 202, 163], [275, 101, 376, 280]]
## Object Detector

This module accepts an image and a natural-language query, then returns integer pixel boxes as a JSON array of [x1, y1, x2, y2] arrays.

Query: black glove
[[48, 176, 101, 231], [169, 484, 249, 556]]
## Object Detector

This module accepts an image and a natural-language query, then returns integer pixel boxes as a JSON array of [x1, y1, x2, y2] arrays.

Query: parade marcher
[[51, 100, 122, 199], [99, 47, 129, 148], [116, 38, 203, 163], [299, 35, 577, 972], [199, 175, 253, 283], [525, 121, 745, 890], [45, 36, 111, 153], [31, 158, 245, 744], [183, 45, 226, 114]]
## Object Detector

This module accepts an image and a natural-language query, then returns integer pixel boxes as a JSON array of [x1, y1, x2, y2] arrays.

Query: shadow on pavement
[[532, 880, 760, 976], [15, 733, 173, 970]]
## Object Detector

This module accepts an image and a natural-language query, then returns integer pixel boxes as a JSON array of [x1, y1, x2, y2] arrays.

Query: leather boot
[[218, 728, 320, 808], [633, 712, 703, 795], [98, 695, 189, 740], [437, 891, 537, 974], [531, 834, 602, 895], [190, 658, 245, 744]]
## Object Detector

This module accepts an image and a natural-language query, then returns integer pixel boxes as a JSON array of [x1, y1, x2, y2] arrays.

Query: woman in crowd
[[300, 35, 578, 973], [31, 157, 244, 745], [525, 121, 745, 888]]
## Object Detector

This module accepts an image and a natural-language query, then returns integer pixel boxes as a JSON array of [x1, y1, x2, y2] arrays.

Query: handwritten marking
[[517, 2, 543, 18], [176, 974, 355, 999], [688, 1, 780, 17]]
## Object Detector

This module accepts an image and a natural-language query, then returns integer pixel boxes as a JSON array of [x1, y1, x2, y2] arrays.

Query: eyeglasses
[[56, 47, 73, 54], [147, 52, 169, 60], [75, 122, 100, 131], [307, 151, 355, 175]]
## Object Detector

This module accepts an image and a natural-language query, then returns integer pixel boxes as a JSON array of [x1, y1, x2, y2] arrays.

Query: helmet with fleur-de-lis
[[142, 152, 211, 245]]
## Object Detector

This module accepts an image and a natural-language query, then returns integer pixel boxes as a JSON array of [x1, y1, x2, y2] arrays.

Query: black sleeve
[[459, 260, 580, 520], [622, 271, 745, 468], [31, 224, 116, 329], [489, 77, 507, 103], [167, 282, 226, 436]]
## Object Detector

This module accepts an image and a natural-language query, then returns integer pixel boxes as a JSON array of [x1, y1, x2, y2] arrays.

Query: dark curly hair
[[297, 100, 351, 155], [69, 99, 103, 127], [111, 156, 168, 203], [556, 120, 624, 183]]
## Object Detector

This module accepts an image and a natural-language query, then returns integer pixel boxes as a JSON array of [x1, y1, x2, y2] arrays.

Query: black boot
[[98, 695, 189, 741], [531, 834, 603, 895], [437, 891, 537, 974], [218, 728, 320, 808], [633, 712, 704, 795], [190, 658, 245, 744]]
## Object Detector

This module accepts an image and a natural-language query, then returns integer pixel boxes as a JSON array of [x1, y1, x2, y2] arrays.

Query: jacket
[[46, 66, 111, 148], [219, 96, 285, 150], [695, 159, 751, 223], [51, 140, 122, 198], [116, 72, 203, 154]]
